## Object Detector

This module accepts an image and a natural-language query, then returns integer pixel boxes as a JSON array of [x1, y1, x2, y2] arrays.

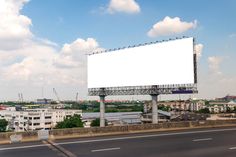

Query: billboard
[[88, 37, 195, 89]]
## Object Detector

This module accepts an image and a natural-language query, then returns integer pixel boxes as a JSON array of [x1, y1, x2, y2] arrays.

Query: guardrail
[[1, 119, 236, 144]]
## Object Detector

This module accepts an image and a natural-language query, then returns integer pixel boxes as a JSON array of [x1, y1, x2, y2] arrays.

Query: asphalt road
[[1, 126, 236, 157]]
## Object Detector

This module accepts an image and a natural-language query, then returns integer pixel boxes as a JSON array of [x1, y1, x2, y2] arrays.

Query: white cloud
[[61, 38, 100, 55], [147, 16, 197, 37], [196, 56, 234, 99], [37, 38, 58, 47], [208, 56, 223, 75], [4, 57, 34, 81], [2, 41, 57, 82], [194, 43, 203, 59], [1, 37, 103, 87], [197, 71, 236, 99], [0, 0, 103, 100], [0, 0, 32, 50], [54, 38, 103, 68], [107, 0, 140, 14]]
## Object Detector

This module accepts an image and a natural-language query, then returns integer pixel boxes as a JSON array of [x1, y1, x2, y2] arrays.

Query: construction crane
[[18, 93, 24, 102], [21, 93, 24, 102], [53, 88, 60, 103], [52, 88, 65, 109], [18, 93, 21, 102]]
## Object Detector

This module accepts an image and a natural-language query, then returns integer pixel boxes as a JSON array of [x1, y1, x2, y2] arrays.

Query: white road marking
[[229, 147, 236, 150], [0, 144, 49, 151], [1, 127, 236, 151], [192, 138, 212, 142], [91, 147, 120, 152]]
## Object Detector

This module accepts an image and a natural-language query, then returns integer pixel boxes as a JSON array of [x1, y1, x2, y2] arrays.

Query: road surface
[[1, 126, 236, 157]]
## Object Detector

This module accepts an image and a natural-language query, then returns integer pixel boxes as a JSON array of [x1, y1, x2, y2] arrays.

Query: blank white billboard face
[[88, 38, 195, 88]]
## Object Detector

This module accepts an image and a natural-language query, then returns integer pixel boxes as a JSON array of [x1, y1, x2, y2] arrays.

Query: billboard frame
[[88, 36, 198, 96]]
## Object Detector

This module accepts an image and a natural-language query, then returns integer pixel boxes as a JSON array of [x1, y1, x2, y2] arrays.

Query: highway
[[1, 126, 236, 157]]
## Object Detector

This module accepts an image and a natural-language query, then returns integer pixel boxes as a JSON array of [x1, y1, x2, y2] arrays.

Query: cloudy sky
[[0, 0, 236, 101]]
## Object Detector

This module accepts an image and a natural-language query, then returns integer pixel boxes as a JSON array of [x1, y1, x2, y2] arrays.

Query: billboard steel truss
[[88, 84, 198, 96]]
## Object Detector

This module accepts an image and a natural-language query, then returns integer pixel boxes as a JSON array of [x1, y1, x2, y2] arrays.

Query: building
[[158, 100, 191, 111], [141, 110, 171, 123], [36, 98, 53, 104], [189, 100, 205, 111], [82, 112, 142, 127], [0, 108, 82, 132], [216, 95, 236, 101], [208, 104, 225, 113], [157, 99, 205, 112], [0, 105, 7, 110], [227, 100, 236, 110], [207, 100, 236, 113]]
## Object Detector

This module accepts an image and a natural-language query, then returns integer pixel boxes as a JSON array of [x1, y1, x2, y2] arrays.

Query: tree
[[158, 105, 171, 112], [90, 118, 108, 127], [233, 107, 236, 113], [198, 108, 210, 114], [226, 107, 232, 113], [55, 114, 84, 129], [0, 119, 8, 132]]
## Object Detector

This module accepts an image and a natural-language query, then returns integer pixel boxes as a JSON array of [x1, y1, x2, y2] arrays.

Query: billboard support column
[[99, 95, 105, 127], [99, 88, 106, 127], [151, 94, 158, 124]]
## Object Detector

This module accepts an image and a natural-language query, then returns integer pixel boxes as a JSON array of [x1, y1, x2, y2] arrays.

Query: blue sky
[[22, 0, 236, 70], [22, 0, 236, 45], [0, 0, 236, 101]]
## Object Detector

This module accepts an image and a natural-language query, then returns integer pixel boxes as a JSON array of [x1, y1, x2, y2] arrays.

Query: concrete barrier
[[1, 119, 236, 144], [10, 134, 22, 143]]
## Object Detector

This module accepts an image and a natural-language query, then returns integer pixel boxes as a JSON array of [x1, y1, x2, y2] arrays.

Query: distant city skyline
[[0, 0, 236, 101]]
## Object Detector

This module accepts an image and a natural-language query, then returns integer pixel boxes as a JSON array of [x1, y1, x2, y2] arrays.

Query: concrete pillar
[[151, 94, 158, 124], [99, 95, 105, 127]]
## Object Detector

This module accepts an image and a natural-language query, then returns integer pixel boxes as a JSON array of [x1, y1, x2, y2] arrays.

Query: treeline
[[65, 101, 144, 113], [1, 100, 144, 113]]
